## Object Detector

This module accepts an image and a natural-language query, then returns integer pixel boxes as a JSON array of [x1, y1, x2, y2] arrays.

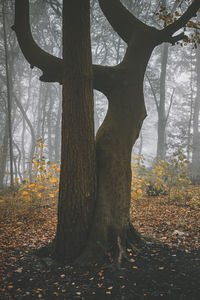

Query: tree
[[13, 0, 200, 263], [191, 25, 200, 181], [2, 0, 14, 186]]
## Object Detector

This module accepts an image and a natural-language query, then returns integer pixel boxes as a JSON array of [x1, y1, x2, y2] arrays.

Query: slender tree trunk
[[13, 142, 23, 182], [54, 85, 62, 162], [0, 118, 9, 187], [192, 42, 200, 182], [156, 43, 168, 160], [55, 0, 95, 261], [36, 82, 44, 140], [15, 94, 36, 181], [138, 133, 143, 160], [3, 0, 14, 186], [187, 53, 194, 161], [47, 92, 54, 162]]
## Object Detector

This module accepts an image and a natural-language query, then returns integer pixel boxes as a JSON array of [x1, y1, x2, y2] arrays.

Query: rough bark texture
[[81, 25, 159, 262], [54, 0, 95, 261]]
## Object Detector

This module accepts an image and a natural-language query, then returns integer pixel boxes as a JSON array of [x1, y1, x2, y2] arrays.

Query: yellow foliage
[[17, 140, 60, 208], [22, 191, 29, 196], [131, 151, 190, 202]]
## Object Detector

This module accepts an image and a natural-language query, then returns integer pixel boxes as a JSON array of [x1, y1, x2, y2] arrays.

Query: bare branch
[[160, 0, 200, 44], [13, 0, 63, 83], [165, 32, 188, 45], [98, 0, 148, 44]]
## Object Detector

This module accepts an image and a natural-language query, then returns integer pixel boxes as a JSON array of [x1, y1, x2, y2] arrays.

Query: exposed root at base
[[74, 225, 144, 267]]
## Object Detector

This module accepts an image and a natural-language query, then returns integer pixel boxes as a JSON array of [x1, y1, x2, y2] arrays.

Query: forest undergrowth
[[0, 145, 200, 299]]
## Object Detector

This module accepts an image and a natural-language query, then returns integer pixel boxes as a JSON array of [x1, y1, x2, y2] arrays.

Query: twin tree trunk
[[13, 0, 200, 263], [55, 0, 158, 262]]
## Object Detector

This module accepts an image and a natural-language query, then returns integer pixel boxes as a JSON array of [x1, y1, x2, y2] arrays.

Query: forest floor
[[0, 188, 200, 300]]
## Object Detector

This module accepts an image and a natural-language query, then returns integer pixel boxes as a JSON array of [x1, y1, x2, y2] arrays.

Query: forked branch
[[98, 0, 149, 44], [13, 0, 63, 83], [160, 0, 200, 44], [14, 0, 113, 90]]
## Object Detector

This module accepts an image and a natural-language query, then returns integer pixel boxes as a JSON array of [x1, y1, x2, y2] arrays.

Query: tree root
[[73, 223, 143, 267]]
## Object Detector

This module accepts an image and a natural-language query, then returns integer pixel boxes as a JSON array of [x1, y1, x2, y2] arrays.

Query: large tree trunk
[[79, 27, 157, 262], [54, 0, 96, 261]]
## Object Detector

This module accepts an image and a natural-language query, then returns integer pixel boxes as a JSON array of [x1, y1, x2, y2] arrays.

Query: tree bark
[[54, 0, 96, 261], [79, 25, 158, 262]]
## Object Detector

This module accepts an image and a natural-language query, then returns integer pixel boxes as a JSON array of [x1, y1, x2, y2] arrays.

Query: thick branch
[[13, 0, 63, 83], [93, 64, 115, 94], [160, 0, 200, 43], [98, 0, 148, 44]]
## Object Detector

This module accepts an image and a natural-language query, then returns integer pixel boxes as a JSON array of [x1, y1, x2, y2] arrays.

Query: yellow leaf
[[8, 285, 13, 289], [37, 138, 43, 143], [132, 265, 138, 269], [49, 193, 55, 198], [49, 178, 58, 183], [22, 191, 29, 196], [51, 163, 57, 169], [15, 178, 20, 184]]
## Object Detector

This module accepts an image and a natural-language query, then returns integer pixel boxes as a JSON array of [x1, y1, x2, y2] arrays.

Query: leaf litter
[[0, 189, 200, 299]]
